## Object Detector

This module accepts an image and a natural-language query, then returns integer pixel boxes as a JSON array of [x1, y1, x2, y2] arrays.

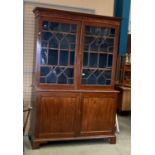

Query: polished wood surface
[[38, 93, 79, 138], [81, 93, 117, 136], [33, 7, 121, 22], [30, 7, 120, 149], [30, 92, 118, 148], [115, 86, 131, 113]]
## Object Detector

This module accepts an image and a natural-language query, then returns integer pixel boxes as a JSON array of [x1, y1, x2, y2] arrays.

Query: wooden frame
[[30, 7, 121, 149]]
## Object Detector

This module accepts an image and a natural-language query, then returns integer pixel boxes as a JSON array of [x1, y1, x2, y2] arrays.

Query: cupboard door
[[37, 93, 80, 138], [79, 23, 119, 89], [80, 93, 117, 136], [37, 17, 81, 89]]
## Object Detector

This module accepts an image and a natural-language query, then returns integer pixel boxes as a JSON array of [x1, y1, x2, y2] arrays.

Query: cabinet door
[[79, 22, 119, 90], [37, 93, 80, 138], [80, 93, 117, 136], [36, 17, 81, 89]]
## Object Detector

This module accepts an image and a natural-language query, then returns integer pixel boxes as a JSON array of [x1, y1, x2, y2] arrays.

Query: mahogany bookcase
[[29, 7, 120, 149]]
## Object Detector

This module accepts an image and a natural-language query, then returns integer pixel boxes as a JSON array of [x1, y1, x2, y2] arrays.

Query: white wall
[[24, 0, 114, 16], [128, 9, 131, 34]]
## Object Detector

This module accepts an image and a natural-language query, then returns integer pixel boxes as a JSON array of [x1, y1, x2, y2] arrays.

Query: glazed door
[[36, 17, 81, 90], [37, 92, 80, 138], [80, 93, 117, 136], [78, 22, 119, 90]]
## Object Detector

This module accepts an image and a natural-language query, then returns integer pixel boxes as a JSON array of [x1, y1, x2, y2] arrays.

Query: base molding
[[29, 134, 116, 149]]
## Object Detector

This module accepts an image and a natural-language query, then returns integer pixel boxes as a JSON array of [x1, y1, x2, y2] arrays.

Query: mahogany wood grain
[[80, 93, 117, 136], [29, 7, 120, 149], [37, 93, 79, 138]]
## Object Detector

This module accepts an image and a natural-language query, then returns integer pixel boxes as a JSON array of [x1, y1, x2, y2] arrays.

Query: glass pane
[[42, 32, 52, 41], [42, 21, 49, 30], [70, 44, 75, 50], [48, 50, 58, 65], [56, 33, 63, 40], [97, 75, 106, 85], [40, 67, 75, 84], [100, 42, 108, 51], [85, 26, 115, 37], [66, 34, 76, 43], [70, 52, 75, 65], [108, 55, 113, 67], [104, 70, 112, 79], [82, 69, 90, 79], [40, 49, 47, 64], [89, 53, 98, 67], [60, 38, 69, 49], [81, 25, 115, 86], [83, 52, 88, 67], [40, 20, 77, 85], [87, 75, 96, 84], [60, 23, 70, 32], [100, 28, 110, 36], [49, 22, 60, 31], [65, 68, 74, 78], [55, 67, 61, 75], [68, 79, 73, 84], [106, 80, 111, 85], [84, 44, 89, 51], [40, 66, 50, 76], [82, 69, 97, 84], [59, 51, 68, 66], [41, 40, 48, 48], [85, 36, 94, 44], [47, 71, 57, 83], [99, 54, 107, 68], [71, 24, 77, 33], [94, 70, 102, 78], [90, 40, 99, 51], [108, 46, 114, 53], [110, 28, 115, 36], [85, 26, 95, 34], [106, 38, 114, 49], [49, 37, 59, 48], [58, 73, 67, 84], [95, 28, 101, 35]]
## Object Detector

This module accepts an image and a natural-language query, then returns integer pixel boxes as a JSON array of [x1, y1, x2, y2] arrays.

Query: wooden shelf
[[84, 51, 113, 54], [85, 34, 115, 39], [83, 67, 112, 70], [40, 65, 74, 68], [42, 30, 76, 35], [42, 47, 75, 51]]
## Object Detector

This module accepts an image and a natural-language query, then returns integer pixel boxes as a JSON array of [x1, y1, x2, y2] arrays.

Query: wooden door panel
[[38, 93, 79, 138], [80, 93, 116, 136]]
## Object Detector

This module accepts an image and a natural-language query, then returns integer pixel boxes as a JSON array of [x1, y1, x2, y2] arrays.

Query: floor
[[24, 115, 131, 155]]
